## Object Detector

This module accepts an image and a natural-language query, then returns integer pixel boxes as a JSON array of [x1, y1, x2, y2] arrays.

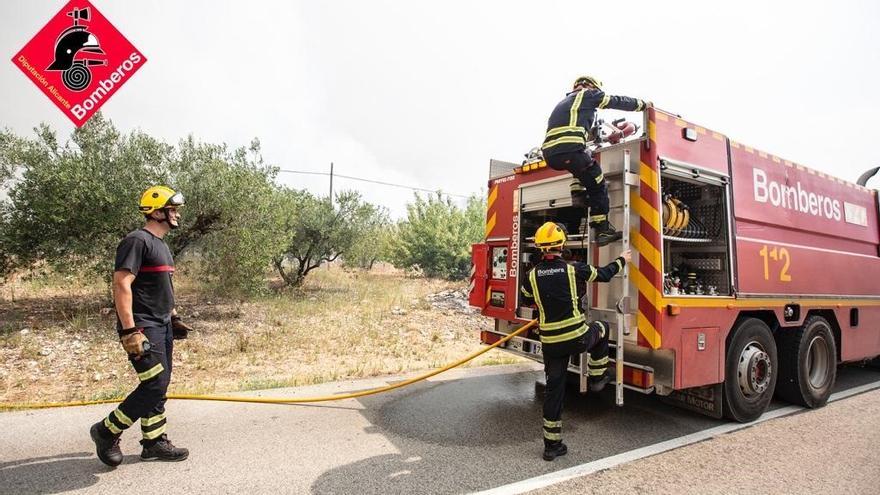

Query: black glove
[[171, 315, 192, 340]]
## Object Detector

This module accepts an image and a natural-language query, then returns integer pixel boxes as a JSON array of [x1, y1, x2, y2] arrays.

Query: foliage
[[391, 193, 485, 279], [0, 113, 486, 293], [272, 190, 379, 287], [0, 114, 281, 293], [343, 204, 392, 270], [168, 137, 284, 294], [0, 115, 167, 278]]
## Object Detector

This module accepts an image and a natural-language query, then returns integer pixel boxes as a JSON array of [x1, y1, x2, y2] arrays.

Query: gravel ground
[[534, 389, 880, 495]]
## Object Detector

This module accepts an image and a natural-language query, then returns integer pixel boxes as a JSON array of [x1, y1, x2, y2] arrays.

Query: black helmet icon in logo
[[45, 7, 107, 92]]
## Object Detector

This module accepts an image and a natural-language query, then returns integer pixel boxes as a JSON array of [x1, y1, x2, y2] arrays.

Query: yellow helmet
[[573, 75, 602, 90], [535, 222, 566, 251], [139, 186, 185, 215]]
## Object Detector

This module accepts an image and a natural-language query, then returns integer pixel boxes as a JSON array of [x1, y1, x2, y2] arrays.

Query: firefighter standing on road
[[520, 222, 631, 461], [90, 186, 193, 466], [542, 75, 649, 246]]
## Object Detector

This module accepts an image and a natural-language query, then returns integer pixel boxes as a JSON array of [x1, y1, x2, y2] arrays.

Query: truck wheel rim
[[806, 335, 830, 389], [737, 342, 771, 397]]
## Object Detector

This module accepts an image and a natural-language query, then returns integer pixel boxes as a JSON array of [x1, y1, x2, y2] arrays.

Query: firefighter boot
[[140, 434, 189, 462], [90, 422, 123, 467], [542, 440, 568, 461], [591, 219, 622, 246], [589, 367, 616, 393]]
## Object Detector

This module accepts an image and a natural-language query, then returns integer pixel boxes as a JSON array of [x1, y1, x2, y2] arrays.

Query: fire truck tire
[[775, 316, 837, 409], [722, 318, 778, 423]]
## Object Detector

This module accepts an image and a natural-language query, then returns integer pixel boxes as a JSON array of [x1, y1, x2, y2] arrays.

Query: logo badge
[[12, 0, 147, 127]]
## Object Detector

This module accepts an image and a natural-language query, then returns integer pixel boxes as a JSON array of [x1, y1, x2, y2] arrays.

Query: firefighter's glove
[[171, 315, 192, 340], [120, 329, 147, 357]]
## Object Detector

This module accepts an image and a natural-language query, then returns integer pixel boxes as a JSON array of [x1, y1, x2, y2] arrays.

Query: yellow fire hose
[[1, 320, 536, 411]]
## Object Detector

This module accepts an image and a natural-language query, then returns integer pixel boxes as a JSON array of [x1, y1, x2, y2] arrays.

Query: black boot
[[140, 434, 189, 462], [90, 422, 123, 467], [589, 367, 616, 393], [591, 220, 622, 246], [542, 441, 568, 461]]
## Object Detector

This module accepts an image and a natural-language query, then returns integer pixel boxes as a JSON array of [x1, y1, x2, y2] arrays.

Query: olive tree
[[392, 193, 485, 279]]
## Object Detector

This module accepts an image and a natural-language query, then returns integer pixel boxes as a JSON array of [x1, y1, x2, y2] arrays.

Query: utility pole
[[329, 162, 334, 207]]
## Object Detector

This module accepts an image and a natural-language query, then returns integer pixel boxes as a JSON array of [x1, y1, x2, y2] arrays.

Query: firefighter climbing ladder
[[578, 148, 637, 406]]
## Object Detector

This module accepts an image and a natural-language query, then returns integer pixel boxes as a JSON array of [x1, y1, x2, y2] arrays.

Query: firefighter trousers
[[542, 321, 609, 446], [99, 323, 173, 443], [546, 151, 609, 223]]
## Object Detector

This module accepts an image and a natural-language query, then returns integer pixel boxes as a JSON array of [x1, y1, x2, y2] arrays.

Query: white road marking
[[474, 379, 880, 495]]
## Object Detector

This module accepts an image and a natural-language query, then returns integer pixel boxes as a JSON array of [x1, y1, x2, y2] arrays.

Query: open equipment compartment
[[660, 158, 734, 297]]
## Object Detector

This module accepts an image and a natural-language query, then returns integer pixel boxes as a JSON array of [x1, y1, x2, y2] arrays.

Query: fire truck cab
[[470, 107, 880, 422]]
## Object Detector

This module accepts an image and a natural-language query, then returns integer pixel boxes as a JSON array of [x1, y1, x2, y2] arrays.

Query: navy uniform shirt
[[520, 254, 624, 354], [542, 89, 646, 157], [114, 228, 175, 329]]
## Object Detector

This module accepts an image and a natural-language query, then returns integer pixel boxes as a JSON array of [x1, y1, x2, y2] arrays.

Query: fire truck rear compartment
[[660, 173, 733, 297], [512, 143, 663, 396]]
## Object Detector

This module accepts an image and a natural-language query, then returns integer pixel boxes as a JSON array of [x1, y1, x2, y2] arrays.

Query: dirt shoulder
[[0, 268, 522, 405], [535, 389, 880, 495]]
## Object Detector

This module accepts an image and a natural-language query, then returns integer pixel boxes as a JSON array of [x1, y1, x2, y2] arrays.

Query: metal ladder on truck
[[572, 147, 639, 407]]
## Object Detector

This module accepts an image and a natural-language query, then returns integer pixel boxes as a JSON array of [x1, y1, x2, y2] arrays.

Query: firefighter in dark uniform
[[90, 186, 193, 466], [542, 75, 650, 246], [520, 222, 631, 461]]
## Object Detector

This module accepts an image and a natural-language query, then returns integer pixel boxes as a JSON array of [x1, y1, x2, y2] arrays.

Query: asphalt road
[[1, 363, 879, 495]]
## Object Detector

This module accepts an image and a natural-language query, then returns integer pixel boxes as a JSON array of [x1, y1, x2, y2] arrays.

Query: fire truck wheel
[[722, 318, 778, 423], [775, 316, 837, 408]]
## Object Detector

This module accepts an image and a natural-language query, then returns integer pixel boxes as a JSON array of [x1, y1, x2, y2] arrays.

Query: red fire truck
[[469, 107, 880, 422]]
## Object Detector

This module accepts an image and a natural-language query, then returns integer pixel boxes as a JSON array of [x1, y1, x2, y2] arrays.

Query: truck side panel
[[729, 143, 880, 296]]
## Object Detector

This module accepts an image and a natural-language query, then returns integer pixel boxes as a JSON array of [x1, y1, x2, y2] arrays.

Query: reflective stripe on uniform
[[521, 285, 533, 297], [540, 323, 588, 344], [567, 265, 582, 321], [588, 356, 609, 367], [539, 313, 586, 331], [137, 363, 164, 382], [142, 423, 167, 440], [543, 431, 562, 441], [529, 270, 546, 327], [545, 125, 586, 138], [588, 367, 607, 376], [141, 413, 166, 427], [113, 408, 133, 427], [597, 94, 611, 109], [569, 90, 585, 126], [543, 418, 562, 429], [587, 265, 598, 283], [542, 135, 587, 150], [595, 172, 604, 184], [104, 417, 122, 435]]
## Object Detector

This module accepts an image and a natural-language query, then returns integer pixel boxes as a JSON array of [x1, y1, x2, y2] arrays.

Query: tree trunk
[[273, 257, 294, 287]]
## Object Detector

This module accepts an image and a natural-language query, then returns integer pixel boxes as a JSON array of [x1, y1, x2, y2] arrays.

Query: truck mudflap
[[469, 243, 489, 309], [662, 384, 724, 419]]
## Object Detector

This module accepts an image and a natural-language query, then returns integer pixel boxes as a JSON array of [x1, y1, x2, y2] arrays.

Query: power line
[[277, 168, 474, 199]]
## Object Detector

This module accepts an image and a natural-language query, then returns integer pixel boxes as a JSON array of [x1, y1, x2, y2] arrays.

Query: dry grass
[[0, 265, 522, 405]]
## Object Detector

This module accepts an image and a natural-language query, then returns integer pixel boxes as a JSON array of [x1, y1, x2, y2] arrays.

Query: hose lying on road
[[1, 320, 536, 411]]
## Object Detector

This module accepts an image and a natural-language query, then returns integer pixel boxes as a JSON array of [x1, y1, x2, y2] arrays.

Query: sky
[[2, 0, 879, 217]]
